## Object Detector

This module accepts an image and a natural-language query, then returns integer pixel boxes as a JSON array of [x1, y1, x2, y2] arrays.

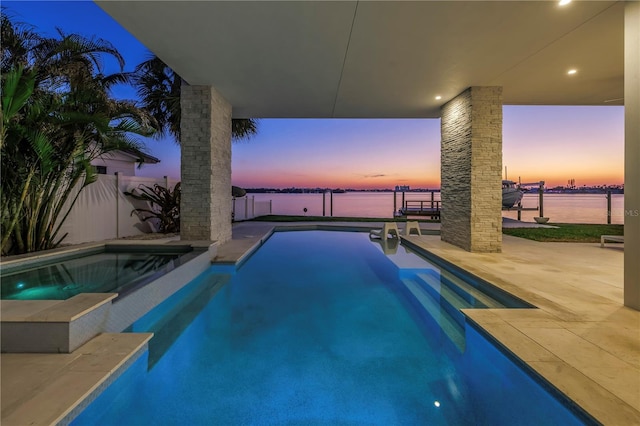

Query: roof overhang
[[118, 149, 161, 164], [96, 0, 624, 118]]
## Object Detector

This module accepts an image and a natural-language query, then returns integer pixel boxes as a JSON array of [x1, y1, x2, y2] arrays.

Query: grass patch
[[502, 223, 623, 242], [248, 215, 438, 223], [248, 217, 621, 243]]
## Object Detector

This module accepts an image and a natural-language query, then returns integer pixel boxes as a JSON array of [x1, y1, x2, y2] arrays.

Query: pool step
[[401, 277, 465, 352], [428, 268, 506, 309], [413, 272, 470, 324], [0, 293, 117, 353]]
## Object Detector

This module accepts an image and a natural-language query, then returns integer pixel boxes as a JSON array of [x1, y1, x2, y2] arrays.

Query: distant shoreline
[[244, 188, 624, 194]]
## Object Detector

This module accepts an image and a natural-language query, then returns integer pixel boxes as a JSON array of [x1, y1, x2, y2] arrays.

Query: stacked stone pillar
[[180, 85, 232, 243], [440, 87, 503, 253]]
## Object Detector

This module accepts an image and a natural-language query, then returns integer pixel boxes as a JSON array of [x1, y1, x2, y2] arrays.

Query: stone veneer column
[[625, 2, 640, 310], [440, 87, 503, 252], [180, 85, 232, 243]]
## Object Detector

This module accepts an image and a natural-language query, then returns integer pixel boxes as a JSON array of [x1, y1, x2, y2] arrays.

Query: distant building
[[395, 185, 410, 191], [90, 149, 160, 176]]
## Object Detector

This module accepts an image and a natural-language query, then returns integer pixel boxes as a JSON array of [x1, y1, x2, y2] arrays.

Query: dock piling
[[393, 191, 397, 216], [330, 190, 333, 217], [323, 192, 326, 217]]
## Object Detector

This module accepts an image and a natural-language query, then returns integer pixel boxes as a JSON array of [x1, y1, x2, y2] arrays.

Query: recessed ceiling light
[[435, 95, 442, 100], [559, 0, 571, 6], [567, 69, 577, 75]]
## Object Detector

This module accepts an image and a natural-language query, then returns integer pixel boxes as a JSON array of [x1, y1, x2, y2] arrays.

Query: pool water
[[1, 246, 198, 300], [72, 231, 590, 425]]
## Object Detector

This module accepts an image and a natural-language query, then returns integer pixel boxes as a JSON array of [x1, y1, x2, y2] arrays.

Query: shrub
[[125, 182, 180, 233]]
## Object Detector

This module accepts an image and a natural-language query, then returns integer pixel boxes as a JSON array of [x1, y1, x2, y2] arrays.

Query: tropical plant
[[1, 13, 156, 255], [124, 182, 181, 233], [133, 55, 258, 143]]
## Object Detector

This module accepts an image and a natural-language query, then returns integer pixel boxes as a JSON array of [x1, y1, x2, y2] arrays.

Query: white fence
[[56, 174, 177, 245], [232, 196, 272, 221], [57, 175, 271, 245]]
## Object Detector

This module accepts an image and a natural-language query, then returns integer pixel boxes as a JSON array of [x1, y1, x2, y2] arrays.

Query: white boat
[[502, 180, 524, 208]]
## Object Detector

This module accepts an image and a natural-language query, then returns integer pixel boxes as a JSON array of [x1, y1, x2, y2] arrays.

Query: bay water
[[246, 192, 624, 224]]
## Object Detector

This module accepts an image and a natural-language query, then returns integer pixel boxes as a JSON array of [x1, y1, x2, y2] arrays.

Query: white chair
[[600, 235, 624, 247], [369, 222, 400, 240], [405, 221, 422, 236]]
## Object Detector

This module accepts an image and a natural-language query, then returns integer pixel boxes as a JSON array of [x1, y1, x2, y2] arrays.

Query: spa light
[[567, 69, 577, 75], [559, 0, 571, 6], [435, 95, 442, 100]]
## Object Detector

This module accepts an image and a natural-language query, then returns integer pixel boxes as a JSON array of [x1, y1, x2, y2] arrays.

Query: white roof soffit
[[96, 0, 624, 118]]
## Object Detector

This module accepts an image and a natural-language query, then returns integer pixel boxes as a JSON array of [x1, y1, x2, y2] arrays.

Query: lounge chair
[[369, 222, 400, 240], [600, 235, 624, 247], [405, 221, 422, 236]]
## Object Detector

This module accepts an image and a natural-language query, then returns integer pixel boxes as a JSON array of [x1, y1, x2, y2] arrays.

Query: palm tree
[[133, 55, 258, 143], [1, 14, 156, 255]]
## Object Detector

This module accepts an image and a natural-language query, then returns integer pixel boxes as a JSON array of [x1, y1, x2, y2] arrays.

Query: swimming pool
[[72, 230, 593, 425], [0, 245, 202, 300]]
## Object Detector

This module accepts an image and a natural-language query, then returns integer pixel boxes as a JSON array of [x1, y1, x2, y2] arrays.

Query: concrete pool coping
[[1, 221, 637, 425], [1, 333, 152, 426]]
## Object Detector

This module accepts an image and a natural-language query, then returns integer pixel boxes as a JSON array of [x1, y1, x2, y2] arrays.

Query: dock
[[397, 201, 539, 221], [398, 200, 441, 219], [502, 204, 539, 221], [502, 205, 539, 212]]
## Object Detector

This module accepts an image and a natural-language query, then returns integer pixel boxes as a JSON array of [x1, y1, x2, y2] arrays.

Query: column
[[440, 87, 503, 253], [180, 85, 232, 243], [625, 2, 640, 310]]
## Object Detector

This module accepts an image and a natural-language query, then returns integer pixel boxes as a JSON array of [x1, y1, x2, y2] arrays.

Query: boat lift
[[502, 180, 546, 221]]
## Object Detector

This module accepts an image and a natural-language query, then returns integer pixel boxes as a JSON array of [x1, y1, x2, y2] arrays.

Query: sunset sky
[[6, 1, 625, 189]]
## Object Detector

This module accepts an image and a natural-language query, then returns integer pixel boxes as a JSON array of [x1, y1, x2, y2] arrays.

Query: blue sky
[[4, 1, 625, 188]]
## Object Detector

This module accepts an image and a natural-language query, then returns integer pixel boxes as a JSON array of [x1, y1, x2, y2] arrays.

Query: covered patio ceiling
[[96, 0, 624, 118]]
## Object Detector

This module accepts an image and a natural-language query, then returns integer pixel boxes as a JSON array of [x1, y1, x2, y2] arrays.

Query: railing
[[399, 200, 441, 218]]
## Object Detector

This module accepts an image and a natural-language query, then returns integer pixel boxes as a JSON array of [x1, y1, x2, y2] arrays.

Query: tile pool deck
[[1, 220, 638, 425]]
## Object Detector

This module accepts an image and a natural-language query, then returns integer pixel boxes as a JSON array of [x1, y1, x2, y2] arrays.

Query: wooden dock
[[398, 200, 441, 219], [502, 205, 539, 212], [397, 200, 538, 220], [502, 204, 539, 221]]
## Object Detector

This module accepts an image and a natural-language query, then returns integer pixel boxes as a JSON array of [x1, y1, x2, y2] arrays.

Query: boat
[[502, 180, 524, 208]]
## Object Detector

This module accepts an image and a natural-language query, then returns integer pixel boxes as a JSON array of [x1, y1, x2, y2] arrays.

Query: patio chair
[[405, 221, 422, 236], [369, 222, 400, 240]]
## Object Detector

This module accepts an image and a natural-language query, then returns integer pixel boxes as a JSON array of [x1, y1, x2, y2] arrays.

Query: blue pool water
[[73, 231, 591, 425]]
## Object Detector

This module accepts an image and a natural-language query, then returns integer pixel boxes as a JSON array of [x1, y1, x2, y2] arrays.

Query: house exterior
[[90, 149, 160, 176]]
